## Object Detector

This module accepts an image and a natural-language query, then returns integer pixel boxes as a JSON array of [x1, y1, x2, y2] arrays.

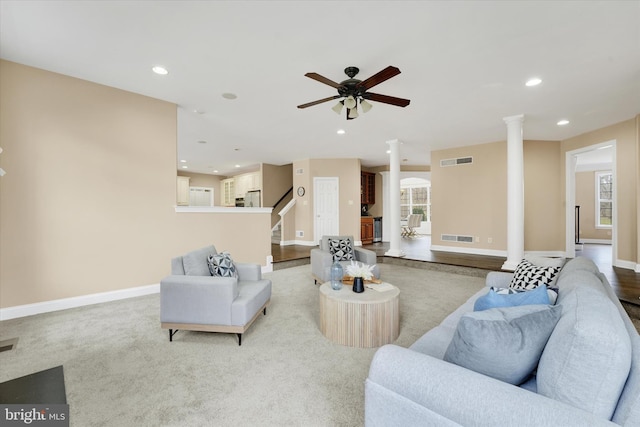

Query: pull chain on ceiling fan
[[297, 66, 411, 120]]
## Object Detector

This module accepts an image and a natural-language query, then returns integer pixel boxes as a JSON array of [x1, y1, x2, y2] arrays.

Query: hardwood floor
[[271, 237, 640, 306]]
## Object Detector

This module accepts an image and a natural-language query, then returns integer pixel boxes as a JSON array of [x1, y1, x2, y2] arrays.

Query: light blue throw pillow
[[474, 282, 550, 312], [443, 304, 561, 385]]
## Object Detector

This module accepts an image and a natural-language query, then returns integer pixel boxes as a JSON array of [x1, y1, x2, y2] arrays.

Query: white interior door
[[314, 177, 339, 244]]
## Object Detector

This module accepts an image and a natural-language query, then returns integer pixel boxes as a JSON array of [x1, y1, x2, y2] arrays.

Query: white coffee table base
[[319, 282, 400, 348]]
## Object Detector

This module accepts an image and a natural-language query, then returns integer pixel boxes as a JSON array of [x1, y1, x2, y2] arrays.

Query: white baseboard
[[0, 283, 160, 321], [430, 245, 507, 257], [262, 256, 273, 274], [580, 239, 612, 245], [615, 259, 638, 271], [291, 240, 318, 247], [524, 251, 567, 258]]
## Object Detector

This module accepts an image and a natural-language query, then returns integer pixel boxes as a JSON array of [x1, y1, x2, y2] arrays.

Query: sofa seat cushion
[[231, 279, 272, 326], [443, 304, 561, 385], [182, 245, 217, 276], [537, 284, 632, 419]]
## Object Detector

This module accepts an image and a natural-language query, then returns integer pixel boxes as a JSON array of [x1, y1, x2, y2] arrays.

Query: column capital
[[386, 139, 401, 146], [503, 114, 524, 125]]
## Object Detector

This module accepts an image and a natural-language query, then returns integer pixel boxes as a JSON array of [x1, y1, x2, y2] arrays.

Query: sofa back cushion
[[182, 245, 217, 276], [537, 284, 631, 419]]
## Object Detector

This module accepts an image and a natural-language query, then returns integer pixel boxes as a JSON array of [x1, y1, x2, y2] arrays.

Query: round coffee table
[[319, 282, 400, 348]]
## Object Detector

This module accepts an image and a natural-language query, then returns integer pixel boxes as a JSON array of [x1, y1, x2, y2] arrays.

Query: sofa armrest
[[366, 345, 617, 427], [310, 248, 333, 282], [235, 262, 261, 281], [485, 271, 513, 288], [354, 247, 377, 266], [160, 275, 238, 325]]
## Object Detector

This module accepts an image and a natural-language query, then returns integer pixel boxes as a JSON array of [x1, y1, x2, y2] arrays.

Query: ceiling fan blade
[[357, 66, 401, 90], [364, 92, 411, 107], [297, 95, 341, 109], [304, 72, 343, 89]]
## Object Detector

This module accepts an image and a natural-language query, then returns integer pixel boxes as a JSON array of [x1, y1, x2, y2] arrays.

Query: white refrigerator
[[245, 190, 261, 207]]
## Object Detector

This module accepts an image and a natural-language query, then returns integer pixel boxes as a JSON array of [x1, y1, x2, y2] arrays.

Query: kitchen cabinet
[[361, 171, 375, 204], [361, 217, 374, 245], [234, 171, 261, 198], [221, 178, 235, 206], [177, 176, 190, 206]]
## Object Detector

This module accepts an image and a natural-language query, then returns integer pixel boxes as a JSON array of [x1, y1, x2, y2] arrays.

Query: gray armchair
[[310, 235, 380, 284], [160, 245, 271, 345]]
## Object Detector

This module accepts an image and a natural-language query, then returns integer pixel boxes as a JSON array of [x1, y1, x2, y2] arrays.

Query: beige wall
[[523, 140, 564, 251], [0, 60, 271, 308], [261, 163, 293, 227], [561, 117, 638, 264], [431, 142, 508, 250], [292, 158, 361, 244], [177, 171, 222, 206], [576, 171, 613, 241]]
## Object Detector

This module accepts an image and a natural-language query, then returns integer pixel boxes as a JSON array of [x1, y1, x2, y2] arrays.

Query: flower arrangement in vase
[[345, 261, 376, 293]]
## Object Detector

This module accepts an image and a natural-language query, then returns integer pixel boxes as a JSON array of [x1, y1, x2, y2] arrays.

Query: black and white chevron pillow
[[328, 238, 354, 261], [207, 252, 238, 278], [509, 259, 560, 291]]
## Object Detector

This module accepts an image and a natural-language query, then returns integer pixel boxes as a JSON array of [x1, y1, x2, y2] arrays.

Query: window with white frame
[[400, 179, 431, 221], [596, 171, 612, 228]]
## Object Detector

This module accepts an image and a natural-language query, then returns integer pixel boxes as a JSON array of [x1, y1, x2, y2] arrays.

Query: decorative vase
[[353, 276, 365, 293], [330, 260, 343, 290]]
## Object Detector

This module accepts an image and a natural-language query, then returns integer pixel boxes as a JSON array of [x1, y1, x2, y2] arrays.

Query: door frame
[[564, 140, 617, 263]]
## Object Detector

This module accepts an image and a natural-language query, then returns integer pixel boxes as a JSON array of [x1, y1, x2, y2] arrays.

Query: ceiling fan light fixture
[[360, 99, 373, 113], [344, 95, 357, 109], [332, 101, 344, 114], [348, 107, 359, 119]]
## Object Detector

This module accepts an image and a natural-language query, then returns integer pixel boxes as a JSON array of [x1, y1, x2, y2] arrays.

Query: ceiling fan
[[297, 66, 410, 120]]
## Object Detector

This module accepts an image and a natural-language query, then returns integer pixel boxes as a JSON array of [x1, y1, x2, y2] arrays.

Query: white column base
[[385, 249, 406, 257], [501, 259, 519, 271]]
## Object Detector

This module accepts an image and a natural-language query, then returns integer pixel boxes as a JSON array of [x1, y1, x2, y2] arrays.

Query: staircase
[[271, 223, 281, 244]]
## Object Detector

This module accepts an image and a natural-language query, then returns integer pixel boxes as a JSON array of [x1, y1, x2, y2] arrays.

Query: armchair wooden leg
[[263, 307, 267, 315], [237, 333, 242, 346], [169, 329, 179, 342]]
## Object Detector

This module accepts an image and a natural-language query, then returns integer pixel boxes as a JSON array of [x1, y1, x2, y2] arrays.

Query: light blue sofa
[[365, 257, 640, 426]]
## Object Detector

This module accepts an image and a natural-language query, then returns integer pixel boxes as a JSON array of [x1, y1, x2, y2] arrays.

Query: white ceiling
[[1, 1, 638, 176]]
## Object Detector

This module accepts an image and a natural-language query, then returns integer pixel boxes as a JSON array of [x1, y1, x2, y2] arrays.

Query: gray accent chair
[[160, 245, 271, 345], [310, 235, 379, 284]]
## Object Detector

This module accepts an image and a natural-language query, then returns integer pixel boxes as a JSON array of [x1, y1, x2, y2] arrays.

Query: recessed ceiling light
[[197, 140, 207, 144], [557, 119, 570, 126], [222, 93, 237, 100], [193, 109, 205, 115], [525, 77, 542, 87], [386, 150, 391, 154], [337, 129, 346, 135], [213, 170, 219, 173], [152, 66, 168, 75], [235, 164, 241, 168], [181, 165, 188, 169], [180, 159, 187, 163]]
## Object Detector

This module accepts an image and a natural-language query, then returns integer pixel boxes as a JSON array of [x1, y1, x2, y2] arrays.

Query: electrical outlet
[[475, 236, 480, 243], [296, 230, 304, 237], [488, 237, 493, 244]]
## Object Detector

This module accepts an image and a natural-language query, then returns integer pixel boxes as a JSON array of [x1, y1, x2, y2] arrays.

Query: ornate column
[[385, 139, 405, 257], [502, 114, 525, 271]]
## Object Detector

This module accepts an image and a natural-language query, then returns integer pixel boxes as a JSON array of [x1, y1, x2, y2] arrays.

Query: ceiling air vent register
[[440, 157, 473, 167]]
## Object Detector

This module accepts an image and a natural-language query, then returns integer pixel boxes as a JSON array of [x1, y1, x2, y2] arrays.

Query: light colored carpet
[[0, 264, 485, 426]]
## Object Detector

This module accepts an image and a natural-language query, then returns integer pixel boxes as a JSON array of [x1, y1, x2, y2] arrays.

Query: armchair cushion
[[182, 245, 217, 276], [208, 252, 238, 278], [328, 237, 355, 261]]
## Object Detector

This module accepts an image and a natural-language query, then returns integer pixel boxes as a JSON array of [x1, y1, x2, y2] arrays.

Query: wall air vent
[[295, 168, 304, 175], [441, 234, 474, 243], [440, 156, 473, 167]]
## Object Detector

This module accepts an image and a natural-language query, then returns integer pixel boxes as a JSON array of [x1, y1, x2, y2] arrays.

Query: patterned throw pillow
[[328, 238, 354, 261], [207, 252, 238, 278], [509, 259, 561, 291]]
